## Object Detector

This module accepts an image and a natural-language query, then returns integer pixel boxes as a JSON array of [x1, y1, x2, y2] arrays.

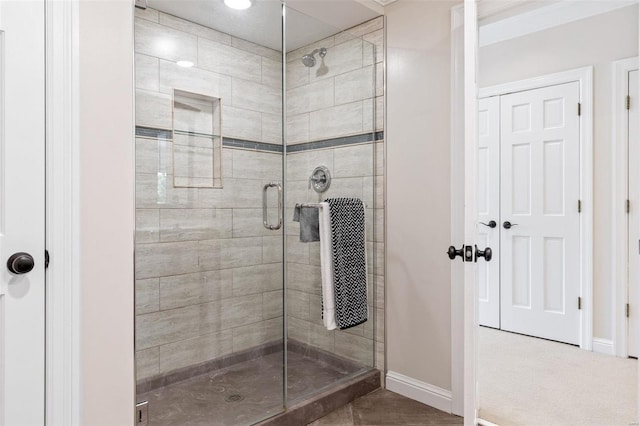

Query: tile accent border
[[135, 126, 384, 153], [135, 126, 282, 152], [223, 137, 283, 153], [286, 131, 384, 153], [136, 126, 172, 140]]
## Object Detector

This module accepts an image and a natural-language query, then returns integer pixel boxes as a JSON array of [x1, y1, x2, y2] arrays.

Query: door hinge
[[627, 199, 631, 214], [578, 103, 582, 116], [578, 200, 582, 213], [45, 250, 50, 269], [627, 95, 631, 110], [627, 303, 630, 318], [578, 297, 582, 310]]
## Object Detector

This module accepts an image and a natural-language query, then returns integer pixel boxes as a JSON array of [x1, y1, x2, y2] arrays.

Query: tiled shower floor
[[138, 351, 364, 426]]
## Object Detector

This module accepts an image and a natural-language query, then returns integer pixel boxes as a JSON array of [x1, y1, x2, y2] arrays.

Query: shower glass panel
[[134, 1, 380, 424], [284, 6, 379, 405], [134, 1, 285, 424]]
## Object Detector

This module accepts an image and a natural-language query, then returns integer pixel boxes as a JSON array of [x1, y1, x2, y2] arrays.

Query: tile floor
[[309, 389, 463, 426], [138, 351, 364, 426]]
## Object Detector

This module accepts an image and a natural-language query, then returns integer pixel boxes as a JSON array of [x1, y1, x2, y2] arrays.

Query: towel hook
[[309, 166, 331, 193]]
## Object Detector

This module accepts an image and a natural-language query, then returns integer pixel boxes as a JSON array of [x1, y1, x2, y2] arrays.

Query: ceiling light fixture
[[176, 60, 194, 68], [224, 0, 253, 10]]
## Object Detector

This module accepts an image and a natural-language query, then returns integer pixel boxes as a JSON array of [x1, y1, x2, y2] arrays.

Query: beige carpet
[[478, 327, 638, 426]]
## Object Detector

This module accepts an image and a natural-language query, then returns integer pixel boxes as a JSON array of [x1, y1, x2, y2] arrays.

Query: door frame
[[45, 0, 83, 424], [455, 2, 640, 424], [612, 56, 639, 358], [478, 66, 594, 351], [452, 4, 597, 422], [462, 2, 479, 423], [450, 2, 466, 417], [450, 2, 479, 421]]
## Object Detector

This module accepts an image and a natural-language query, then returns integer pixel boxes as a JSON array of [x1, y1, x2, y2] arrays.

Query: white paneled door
[[477, 97, 500, 329], [0, 1, 46, 425], [499, 82, 581, 345], [478, 82, 581, 344], [629, 69, 639, 358]]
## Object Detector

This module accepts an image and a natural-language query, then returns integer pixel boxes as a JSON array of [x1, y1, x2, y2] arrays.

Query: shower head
[[301, 47, 327, 67], [301, 54, 316, 67]]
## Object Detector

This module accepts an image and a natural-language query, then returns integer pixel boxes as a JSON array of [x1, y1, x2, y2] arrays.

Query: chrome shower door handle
[[262, 182, 283, 231], [274, 183, 283, 230]]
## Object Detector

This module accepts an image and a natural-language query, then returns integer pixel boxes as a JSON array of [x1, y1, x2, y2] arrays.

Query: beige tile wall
[[134, 8, 285, 380], [285, 17, 385, 371]]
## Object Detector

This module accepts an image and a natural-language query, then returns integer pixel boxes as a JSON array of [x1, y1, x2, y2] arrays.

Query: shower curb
[[256, 369, 381, 426]]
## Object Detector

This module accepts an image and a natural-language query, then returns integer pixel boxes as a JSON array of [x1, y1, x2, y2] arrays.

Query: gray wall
[[386, 0, 458, 390], [79, 1, 135, 423]]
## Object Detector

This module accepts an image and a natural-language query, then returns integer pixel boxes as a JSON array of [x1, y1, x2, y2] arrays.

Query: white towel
[[318, 202, 337, 330]]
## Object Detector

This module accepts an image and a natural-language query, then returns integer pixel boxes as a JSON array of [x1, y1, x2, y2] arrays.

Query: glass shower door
[[133, 2, 286, 424], [284, 5, 380, 405]]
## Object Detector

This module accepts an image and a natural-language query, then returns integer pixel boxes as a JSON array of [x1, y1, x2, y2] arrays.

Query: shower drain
[[225, 394, 244, 403]]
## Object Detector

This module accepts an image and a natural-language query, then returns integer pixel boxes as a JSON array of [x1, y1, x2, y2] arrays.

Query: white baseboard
[[477, 419, 500, 426], [385, 371, 452, 414], [592, 338, 615, 356]]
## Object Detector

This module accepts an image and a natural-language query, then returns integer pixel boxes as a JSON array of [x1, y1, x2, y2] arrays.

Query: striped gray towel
[[325, 197, 368, 330]]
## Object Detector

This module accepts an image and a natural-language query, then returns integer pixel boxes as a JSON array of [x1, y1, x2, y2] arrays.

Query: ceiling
[[479, 0, 637, 46], [477, 0, 568, 25], [147, 0, 380, 51]]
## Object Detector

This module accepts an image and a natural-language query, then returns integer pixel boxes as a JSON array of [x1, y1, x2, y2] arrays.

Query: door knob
[[447, 245, 465, 260], [480, 220, 497, 228], [475, 245, 492, 262], [7, 252, 35, 274], [503, 221, 518, 229]]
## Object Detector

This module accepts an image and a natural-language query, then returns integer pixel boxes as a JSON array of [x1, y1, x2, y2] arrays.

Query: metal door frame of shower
[[282, 1, 289, 408]]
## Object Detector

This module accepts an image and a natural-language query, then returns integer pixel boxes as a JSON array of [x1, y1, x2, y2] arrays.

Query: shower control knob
[[7, 252, 35, 274]]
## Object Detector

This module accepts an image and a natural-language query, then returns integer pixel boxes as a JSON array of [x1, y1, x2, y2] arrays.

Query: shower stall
[[134, 1, 384, 424]]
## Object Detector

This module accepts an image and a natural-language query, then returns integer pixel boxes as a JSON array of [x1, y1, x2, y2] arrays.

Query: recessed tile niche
[[172, 89, 223, 188]]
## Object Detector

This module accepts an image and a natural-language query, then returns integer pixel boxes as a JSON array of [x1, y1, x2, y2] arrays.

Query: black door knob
[[447, 245, 465, 260], [475, 245, 492, 262], [7, 252, 35, 274], [503, 221, 518, 229], [480, 220, 497, 228]]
